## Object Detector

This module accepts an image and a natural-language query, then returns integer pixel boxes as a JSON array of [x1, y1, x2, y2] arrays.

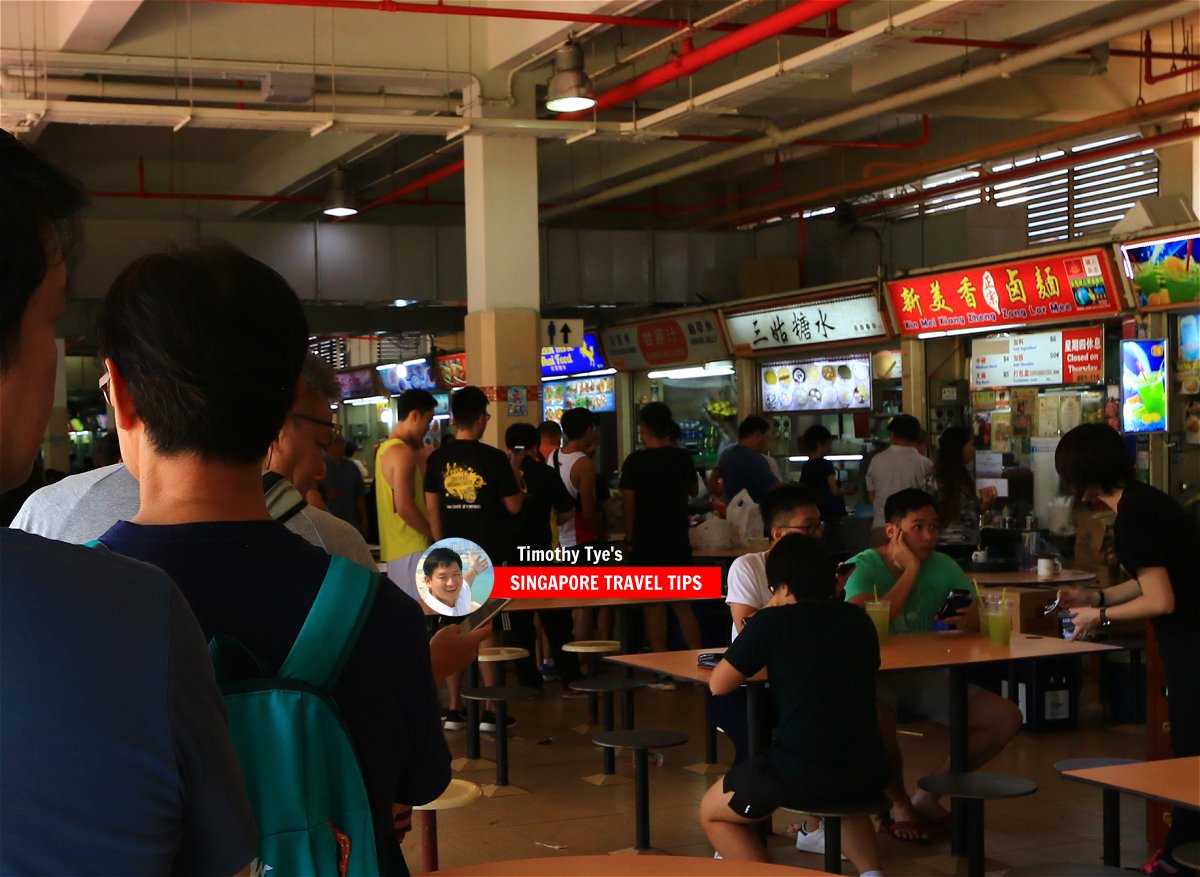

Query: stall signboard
[[542, 374, 617, 422], [541, 332, 605, 378], [377, 360, 437, 394], [761, 356, 871, 413], [970, 327, 1104, 390], [336, 368, 382, 400], [723, 290, 887, 354], [1119, 231, 1200, 311], [1121, 339, 1168, 433], [887, 248, 1122, 336], [435, 353, 467, 388], [1179, 313, 1199, 394], [601, 312, 726, 370]]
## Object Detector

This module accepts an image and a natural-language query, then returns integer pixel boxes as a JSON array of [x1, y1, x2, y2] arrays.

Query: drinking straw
[[1002, 587, 1008, 605], [873, 585, 879, 601], [971, 577, 983, 600]]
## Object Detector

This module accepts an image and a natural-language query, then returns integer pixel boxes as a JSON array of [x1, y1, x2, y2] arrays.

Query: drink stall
[[541, 332, 619, 471]]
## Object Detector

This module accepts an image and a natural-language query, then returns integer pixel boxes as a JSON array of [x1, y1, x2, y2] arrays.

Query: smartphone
[[835, 562, 857, 577], [1041, 596, 1063, 615], [459, 597, 513, 632], [697, 652, 725, 669], [935, 588, 974, 620]]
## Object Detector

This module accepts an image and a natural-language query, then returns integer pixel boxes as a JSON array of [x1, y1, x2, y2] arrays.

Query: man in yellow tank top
[[376, 389, 438, 599]]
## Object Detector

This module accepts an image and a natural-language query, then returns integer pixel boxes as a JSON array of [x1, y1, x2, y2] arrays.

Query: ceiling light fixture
[[322, 168, 358, 217], [545, 41, 595, 114]]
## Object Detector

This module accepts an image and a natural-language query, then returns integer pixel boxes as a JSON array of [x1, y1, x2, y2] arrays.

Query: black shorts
[[722, 752, 886, 821]]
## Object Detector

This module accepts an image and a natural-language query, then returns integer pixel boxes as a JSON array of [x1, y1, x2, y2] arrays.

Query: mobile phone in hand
[[935, 589, 974, 620]]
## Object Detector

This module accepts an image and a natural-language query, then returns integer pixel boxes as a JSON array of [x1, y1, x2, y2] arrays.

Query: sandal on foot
[[882, 819, 929, 844]]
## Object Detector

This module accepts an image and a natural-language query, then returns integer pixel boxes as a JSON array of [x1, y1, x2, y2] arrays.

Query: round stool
[[1004, 865, 1131, 876], [568, 677, 647, 784], [411, 779, 481, 872], [1054, 757, 1139, 867], [918, 772, 1037, 877], [458, 647, 529, 772], [564, 640, 621, 728], [593, 729, 688, 853], [1172, 842, 1200, 870], [780, 795, 890, 875], [461, 685, 539, 797]]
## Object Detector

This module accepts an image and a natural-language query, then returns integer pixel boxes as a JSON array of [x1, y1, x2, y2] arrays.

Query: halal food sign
[[886, 248, 1122, 337]]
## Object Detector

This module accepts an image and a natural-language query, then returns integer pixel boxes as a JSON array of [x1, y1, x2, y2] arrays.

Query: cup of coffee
[[865, 600, 891, 645], [971, 549, 989, 564], [1037, 556, 1063, 577]]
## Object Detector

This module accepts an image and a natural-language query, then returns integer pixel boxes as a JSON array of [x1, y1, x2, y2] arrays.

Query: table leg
[[966, 799, 984, 877], [602, 692, 616, 776], [495, 700, 510, 787], [634, 747, 650, 850], [746, 683, 771, 843], [949, 665, 969, 857], [621, 677, 636, 730], [704, 690, 718, 765], [466, 662, 481, 761], [419, 810, 438, 873], [1102, 789, 1120, 867]]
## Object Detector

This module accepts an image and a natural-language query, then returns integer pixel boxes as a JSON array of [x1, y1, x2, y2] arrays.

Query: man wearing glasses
[[843, 488, 1022, 843]]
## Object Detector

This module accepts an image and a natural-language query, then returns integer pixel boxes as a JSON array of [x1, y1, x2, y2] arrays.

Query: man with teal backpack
[[90, 240, 450, 876]]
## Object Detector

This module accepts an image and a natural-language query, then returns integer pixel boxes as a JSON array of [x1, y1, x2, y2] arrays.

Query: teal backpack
[[210, 555, 381, 877]]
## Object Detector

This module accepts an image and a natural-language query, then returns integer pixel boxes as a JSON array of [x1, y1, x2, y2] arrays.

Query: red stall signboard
[[887, 248, 1122, 336], [601, 311, 727, 370]]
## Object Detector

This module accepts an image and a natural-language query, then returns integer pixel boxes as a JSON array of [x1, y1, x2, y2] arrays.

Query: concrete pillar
[[901, 337, 927, 425], [463, 133, 542, 445]]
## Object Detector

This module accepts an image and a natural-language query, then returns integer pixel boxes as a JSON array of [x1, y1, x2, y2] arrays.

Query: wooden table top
[[969, 568, 1097, 587], [433, 854, 832, 876], [607, 632, 1119, 686], [1062, 756, 1200, 810]]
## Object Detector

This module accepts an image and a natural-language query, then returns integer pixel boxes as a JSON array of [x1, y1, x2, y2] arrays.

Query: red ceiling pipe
[[89, 157, 323, 204], [661, 114, 930, 150], [354, 159, 466, 214], [559, 0, 853, 121], [1144, 30, 1200, 84]]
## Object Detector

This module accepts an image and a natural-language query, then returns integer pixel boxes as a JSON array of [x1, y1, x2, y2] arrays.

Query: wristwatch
[[1099, 607, 1111, 627]]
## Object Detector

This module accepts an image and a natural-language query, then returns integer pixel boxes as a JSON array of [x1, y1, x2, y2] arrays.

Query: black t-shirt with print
[[425, 439, 520, 563], [618, 445, 696, 565]]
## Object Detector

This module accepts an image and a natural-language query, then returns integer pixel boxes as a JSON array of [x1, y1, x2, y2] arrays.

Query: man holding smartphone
[[843, 488, 1022, 843]]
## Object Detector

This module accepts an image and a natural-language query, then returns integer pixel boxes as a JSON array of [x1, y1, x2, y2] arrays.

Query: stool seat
[[594, 729, 688, 750], [780, 794, 891, 818], [568, 677, 647, 694], [563, 639, 621, 654], [918, 771, 1037, 800], [413, 779, 481, 811], [1173, 842, 1200, 870], [477, 646, 528, 663], [461, 685, 540, 702], [1004, 865, 1131, 876], [1053, 757, 1139, 772]]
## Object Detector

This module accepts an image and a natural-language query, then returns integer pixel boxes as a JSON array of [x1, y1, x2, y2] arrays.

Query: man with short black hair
[[538, 419, 563, 464], [0, 133, 256, 876], [377, 388, 438, 596], [553, 407, 601, 552], [843, 488, 1022, 841], [90, 238, 448, 875], [865, 414, 933, 531], [425, 385, 522, 564], [707, 414, 779, 504]]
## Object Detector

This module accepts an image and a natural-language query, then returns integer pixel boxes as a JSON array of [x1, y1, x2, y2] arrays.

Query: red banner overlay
[[887, 248, 1122, 336], [492, 567, 723, 599]]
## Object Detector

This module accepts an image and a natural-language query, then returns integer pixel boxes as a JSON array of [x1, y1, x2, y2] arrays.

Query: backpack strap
[[263, 471, 307, 524], [279, 555, 378, 691]]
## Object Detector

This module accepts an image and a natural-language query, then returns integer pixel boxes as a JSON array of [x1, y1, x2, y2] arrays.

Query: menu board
[[887, 247, 1122, 336], [336, 368, 381, 400], [1119, 231, 1200, 311], [723, 290, 888, 354], [970, 327, 1103, 390], [543, 375, 616, 422], [541, 332, 605, 378], [377, 360, 437, 394], [435, 353, 467, 388], [601, 311, 726, 370], [1121, 339, 1168, 434], [760, 356, 871, 412]]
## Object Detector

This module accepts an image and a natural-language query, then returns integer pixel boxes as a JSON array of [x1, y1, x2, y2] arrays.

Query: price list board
[[971, 327, 1103, 390]]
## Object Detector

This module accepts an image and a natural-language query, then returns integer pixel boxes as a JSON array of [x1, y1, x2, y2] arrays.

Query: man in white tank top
[[552, 408, 600, 549]]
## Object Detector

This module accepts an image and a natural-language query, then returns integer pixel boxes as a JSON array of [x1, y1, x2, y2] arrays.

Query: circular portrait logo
[[416, 538, 493, 617]]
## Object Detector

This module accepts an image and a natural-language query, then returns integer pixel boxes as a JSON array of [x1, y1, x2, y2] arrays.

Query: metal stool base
[[451, 757, 495, 773], [583, 772, 631, 786], [482, 783, 527, 798]]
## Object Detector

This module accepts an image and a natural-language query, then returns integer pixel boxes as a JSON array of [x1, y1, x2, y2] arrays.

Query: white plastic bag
[[726, 489, 764, 548], [689, 514, 733, 551]]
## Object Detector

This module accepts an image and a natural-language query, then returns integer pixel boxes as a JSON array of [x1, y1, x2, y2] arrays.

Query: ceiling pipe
[[539, 0, 1198, 222], [0, 73, 460, 113], [662, 114, 931, 149], [355, 160, 466, 214], [88, 157, 324, 204], [1144, 30, 1200, 84], [708, 89, 1200, 228], [558, 0, 853, 121]]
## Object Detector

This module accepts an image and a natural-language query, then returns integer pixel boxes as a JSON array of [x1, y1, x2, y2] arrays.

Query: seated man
[[701, 535, 888, 876], [0, 131, 255, 874], [90, 239, 449, 875], [843, 488, 1022, 842]]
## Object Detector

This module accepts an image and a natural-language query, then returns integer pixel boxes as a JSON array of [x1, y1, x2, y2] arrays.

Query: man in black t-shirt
[[425, 386, 523, 564]]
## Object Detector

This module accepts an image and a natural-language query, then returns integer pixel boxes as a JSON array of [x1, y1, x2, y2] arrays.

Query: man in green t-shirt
[[843, 489, 1022, 843]]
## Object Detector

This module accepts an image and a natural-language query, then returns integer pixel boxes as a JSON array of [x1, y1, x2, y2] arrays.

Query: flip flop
[[923, 811, 952, 830], [881, 819, 930, 844]]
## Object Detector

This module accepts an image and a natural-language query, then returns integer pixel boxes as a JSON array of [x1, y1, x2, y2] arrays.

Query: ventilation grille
[[309, 337, 348, 370]]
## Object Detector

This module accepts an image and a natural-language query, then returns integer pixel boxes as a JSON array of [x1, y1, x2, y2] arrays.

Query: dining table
[[432, 853, 833, 876]]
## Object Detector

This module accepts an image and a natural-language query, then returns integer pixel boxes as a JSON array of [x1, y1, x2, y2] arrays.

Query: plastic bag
[[689, 514, 733, 551], [726, 489, 764, 547]]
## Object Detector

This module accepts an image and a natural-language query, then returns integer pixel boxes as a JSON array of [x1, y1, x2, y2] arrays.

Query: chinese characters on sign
[[887, 249, 1121, 336], [600, 312, 726, 370], [723, 292, 887, 354], [970, 327, 1103, 390]]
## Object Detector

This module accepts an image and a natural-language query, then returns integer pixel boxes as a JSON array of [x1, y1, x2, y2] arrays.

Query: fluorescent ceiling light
[[788, 454, 864, 462], [402, 358, 427, 367], [918, 322, 1025, 340], [541, 367, 616, 382], [392, 299, 417, 308], [345, 395, 388, 406], [647, 361, 735, 380]]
